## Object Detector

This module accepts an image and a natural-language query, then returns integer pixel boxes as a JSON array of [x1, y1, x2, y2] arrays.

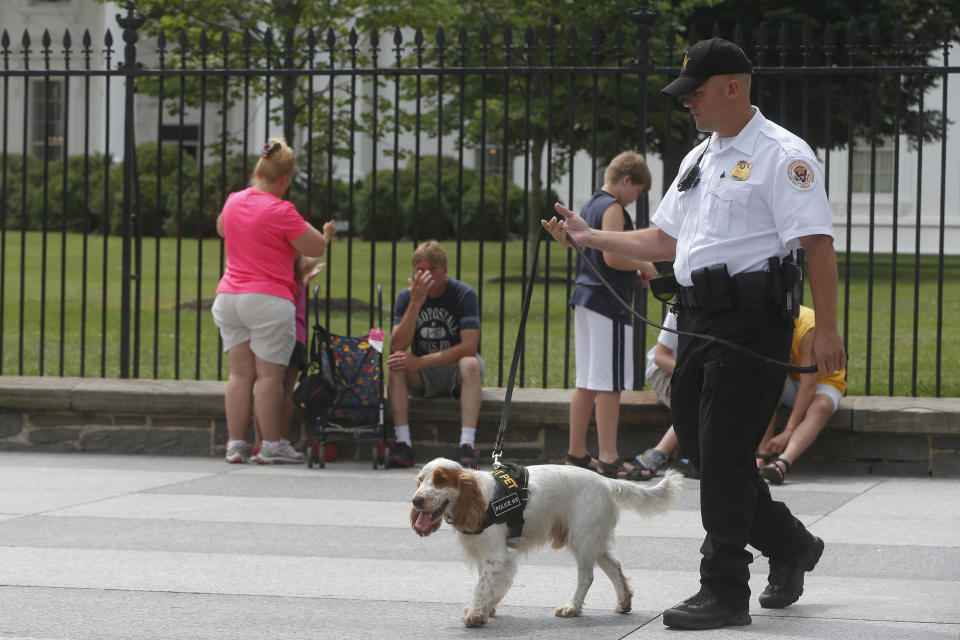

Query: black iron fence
[[1, 1, 957, 396]]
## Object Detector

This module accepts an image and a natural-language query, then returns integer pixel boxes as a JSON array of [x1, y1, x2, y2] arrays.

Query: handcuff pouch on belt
[[689, 263, 734, 313]]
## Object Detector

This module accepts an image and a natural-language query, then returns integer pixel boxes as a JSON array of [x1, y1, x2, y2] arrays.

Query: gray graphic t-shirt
[[393, 278, 480, 356]]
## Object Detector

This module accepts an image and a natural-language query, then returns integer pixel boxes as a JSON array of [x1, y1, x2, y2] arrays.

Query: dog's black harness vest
[[462, 462, 529, 539]]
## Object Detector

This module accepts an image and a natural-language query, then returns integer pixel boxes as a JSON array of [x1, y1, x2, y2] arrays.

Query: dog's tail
[[611, 469, 683, 516]]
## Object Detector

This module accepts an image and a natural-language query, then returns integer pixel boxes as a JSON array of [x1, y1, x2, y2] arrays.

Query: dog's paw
[[614, 596, 632, 614], [462, 607, 489, 628], [554, 604, 582, 618]]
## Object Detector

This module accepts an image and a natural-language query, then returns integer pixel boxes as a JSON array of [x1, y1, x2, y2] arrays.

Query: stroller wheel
[[323, 442, 338, 463], [376, 443, 392, 469]]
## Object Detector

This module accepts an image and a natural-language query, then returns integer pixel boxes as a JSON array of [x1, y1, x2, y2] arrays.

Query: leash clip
[[491, 450, 503, 469]]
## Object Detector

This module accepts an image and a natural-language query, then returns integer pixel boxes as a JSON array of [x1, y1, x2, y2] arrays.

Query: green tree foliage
[[684, 0, 959, 152], [1, 153, 114, 234], [365, 0, 957, 206], [352, 156, 542, 241], [105, 0, 373, 161], [1, 144, 350, 238]]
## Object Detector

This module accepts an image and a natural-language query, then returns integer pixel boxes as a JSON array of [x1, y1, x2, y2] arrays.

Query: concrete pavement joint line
[[0, 472, 223, 524]]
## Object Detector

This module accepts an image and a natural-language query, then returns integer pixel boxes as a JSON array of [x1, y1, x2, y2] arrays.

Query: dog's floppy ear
[[410, 506, 442, 537], [449, 470, 486, 533]]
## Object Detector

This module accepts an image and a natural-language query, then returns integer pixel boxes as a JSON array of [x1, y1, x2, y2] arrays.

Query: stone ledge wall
[[0, 377, 957, 476]]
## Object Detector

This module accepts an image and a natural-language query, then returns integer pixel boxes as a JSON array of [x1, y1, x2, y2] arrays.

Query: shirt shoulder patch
[[786, 159, 815, 191]]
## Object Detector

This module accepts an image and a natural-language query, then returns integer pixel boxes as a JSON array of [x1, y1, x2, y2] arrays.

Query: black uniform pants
[[671, 305, 815, 609]]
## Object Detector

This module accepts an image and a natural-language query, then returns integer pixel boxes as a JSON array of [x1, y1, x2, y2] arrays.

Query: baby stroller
[[296, 283, 391, 469]]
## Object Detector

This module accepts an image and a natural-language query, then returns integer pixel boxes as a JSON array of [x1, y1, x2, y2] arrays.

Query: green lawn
[[2, 230, 957, 396]]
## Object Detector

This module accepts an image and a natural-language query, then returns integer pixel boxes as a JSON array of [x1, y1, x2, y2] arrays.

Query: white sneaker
[[254, 441, 305, 464], [225, 441, 250, 464]]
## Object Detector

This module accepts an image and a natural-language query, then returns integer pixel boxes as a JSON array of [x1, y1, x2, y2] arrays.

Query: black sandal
[[565, 452, 596, 470], [597, 457, 653, 481], [760, 457, 791, 485]]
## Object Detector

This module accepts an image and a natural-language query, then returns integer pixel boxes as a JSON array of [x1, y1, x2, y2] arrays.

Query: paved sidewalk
[[0, 451, 957, 640]]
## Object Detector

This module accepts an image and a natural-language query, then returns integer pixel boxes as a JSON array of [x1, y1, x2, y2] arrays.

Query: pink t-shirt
[[216, 188, 308, 302]]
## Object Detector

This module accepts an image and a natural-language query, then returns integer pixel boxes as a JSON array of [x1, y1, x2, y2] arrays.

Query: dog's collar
[[456, 461, 529, 539]]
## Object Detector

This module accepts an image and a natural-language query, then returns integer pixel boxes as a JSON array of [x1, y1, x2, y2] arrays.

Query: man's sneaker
[[760, 536, 825, 609], [635, 448, 668, 475], [225, 441, 250, 464], [458, 444, 480, 469], [662, 589, 751, 630], [389, 442, 415, 468], [253, 441, 305, 464]]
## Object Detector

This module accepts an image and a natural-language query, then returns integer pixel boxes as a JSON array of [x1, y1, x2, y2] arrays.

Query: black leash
[[491, 227, 545, 469]]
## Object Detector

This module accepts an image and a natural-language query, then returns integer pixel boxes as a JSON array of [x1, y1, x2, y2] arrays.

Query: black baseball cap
[[661, 37, 753, 97]]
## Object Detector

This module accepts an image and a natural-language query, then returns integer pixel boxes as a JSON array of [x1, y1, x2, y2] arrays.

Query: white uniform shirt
[[645, 311, 679, 379], [651, 108, 834, 287]]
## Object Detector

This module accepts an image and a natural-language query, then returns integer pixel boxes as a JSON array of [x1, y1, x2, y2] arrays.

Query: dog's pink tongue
[[415, 511, 434, 532]]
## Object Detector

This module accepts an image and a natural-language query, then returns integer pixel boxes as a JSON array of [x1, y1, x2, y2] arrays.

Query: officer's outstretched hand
[[541, 216, 572, 248], [813, 327, 846, 377], [549, 202, 592, 247]]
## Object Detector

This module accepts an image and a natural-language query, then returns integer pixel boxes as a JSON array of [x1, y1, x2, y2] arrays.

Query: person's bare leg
[[457, 356, 483, 429], [225, 343, 256, 442], [654, 425, 679, 456], [388, 369, 412, 428], [568, 387, 597, 461], [594, 390, 622, 464], [252, 358, 289, 443], [280, 363, 300, 443], [776, 395, 835, 467]]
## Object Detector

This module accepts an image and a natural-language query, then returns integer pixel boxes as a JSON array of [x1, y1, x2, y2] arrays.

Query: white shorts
[[779, 375, 843, 415], [211, 292, 296, 366], [574, 305, 633, 392]]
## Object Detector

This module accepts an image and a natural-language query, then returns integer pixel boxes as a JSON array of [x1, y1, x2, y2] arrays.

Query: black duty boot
[[662, 589, 751, 630], [759, 535, 825, 609]]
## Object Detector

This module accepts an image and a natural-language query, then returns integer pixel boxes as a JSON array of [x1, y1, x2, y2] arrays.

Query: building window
[[477, 144, 505, 175], [30, 78, 65, 160], [159, 124, 200, 160], [851, 138, 894, 194]]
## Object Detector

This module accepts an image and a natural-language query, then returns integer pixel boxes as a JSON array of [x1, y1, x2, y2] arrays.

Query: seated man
[[387, 240, 485, 469], [756, 304, 847, 484]]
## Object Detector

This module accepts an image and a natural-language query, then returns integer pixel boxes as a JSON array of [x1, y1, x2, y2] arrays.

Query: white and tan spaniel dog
[[410, 457, 682, 627]]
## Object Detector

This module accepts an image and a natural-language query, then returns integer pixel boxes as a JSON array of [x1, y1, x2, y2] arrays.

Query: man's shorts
[[211, 292, 296, 366], [647, 366, 671, 408], [574, 305, 633, 392], [779, 375, 843, 414], [410, 355, 486, 399]]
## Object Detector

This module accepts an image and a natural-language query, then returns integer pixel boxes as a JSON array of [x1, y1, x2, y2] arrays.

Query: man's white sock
[[394, 425, 412, 446], [460, 427, 476, 448]]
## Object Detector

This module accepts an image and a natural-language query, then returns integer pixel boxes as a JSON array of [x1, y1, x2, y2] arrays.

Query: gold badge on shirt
[[731, 160, 752, 181]]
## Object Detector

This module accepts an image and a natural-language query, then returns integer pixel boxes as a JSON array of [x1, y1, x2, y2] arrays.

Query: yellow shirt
[[790, 306, 847, 394]]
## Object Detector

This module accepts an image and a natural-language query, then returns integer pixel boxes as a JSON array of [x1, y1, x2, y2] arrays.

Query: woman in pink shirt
[[212, 137, 336, 464]]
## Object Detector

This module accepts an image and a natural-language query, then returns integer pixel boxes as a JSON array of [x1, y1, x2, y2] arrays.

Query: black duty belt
[[678, 270, 773, 311]]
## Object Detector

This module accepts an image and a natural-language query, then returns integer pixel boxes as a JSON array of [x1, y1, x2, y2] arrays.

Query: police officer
[[543, 37, 846, 630]]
